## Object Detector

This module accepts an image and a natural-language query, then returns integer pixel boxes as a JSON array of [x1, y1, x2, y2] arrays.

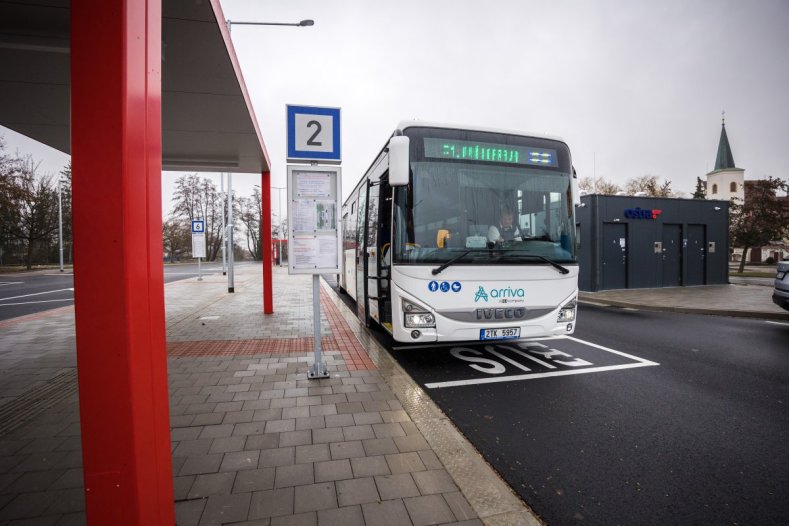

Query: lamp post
[[272, 186, 286, 267], [221, 173, 226, 275], [226, 19, 314, 33], [57, 176, 66, 272]]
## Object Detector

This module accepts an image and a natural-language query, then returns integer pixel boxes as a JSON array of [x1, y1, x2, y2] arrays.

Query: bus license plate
[[480, 327, 520, 340]]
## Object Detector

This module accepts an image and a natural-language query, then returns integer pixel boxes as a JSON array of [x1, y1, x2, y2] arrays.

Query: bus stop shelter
[[0, 0, 274, 522]]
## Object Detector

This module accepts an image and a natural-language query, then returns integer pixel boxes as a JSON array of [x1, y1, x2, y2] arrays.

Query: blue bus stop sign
[[287, 105, 341, 164]]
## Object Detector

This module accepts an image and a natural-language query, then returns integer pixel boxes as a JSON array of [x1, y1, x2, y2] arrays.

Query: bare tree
[[162, 217, 191, 262], [2, 156, 59, 269], [238, 187, 262, 260], [170, 174, 229, 261], [578, 176, 622, 195], [624, 175, 674, 197]]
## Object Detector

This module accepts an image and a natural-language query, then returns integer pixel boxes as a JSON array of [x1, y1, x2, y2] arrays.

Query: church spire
[[714, 111, 737, 171]]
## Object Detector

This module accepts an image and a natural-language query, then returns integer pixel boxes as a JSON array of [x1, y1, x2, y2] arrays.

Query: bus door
[[378, 180, 393, 329], [365, 181, 381, 325], [355, 185, 368, 323]]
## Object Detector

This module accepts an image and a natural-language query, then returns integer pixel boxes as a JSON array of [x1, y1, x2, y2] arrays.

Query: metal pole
[[308, 274, 328, 379], [197, 256, 202, 281], [221, 173, 226, 275], [279, 189, 285, 267], [58, 178, 64, 272], [227, 173, 235, 293]]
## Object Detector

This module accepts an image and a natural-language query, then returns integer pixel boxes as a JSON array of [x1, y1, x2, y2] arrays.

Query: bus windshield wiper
[[491, 250, 570, 274], [431, 250, 476, 275]]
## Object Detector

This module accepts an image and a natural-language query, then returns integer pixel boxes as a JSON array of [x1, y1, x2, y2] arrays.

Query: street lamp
[[226, 19, 315, 32], [57, 176, 67, 272]]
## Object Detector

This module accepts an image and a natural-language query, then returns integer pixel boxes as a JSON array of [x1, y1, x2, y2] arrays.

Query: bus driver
[[487, 208, 522, 244]]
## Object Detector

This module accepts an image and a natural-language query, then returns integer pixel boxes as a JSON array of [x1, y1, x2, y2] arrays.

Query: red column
[[71, 1, 174, 524], [262, 171, 274, 313]]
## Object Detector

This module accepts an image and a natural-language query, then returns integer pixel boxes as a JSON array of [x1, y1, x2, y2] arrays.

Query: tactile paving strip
[[0, 368, 78, 437]]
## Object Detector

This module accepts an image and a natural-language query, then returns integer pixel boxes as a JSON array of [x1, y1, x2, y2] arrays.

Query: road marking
[[425, 336, 659, 389], [765, 320, 789, 327], [0, 282, 24, 286], [0, 299, 74, 307], [564, 336, 658, 364], [0, 288, 74, 302]]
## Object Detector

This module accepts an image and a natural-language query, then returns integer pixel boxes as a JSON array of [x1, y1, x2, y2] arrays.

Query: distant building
[[705, 118, 745, 202], [704, 117, 788, 263]]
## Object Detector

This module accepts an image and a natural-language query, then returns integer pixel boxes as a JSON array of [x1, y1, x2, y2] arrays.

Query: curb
[[578, 295, 789, 321]]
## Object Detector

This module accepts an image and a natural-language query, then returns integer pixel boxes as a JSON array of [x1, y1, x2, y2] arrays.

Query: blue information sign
[[191, 220, 205, 233], [286, 105, 341, 163]]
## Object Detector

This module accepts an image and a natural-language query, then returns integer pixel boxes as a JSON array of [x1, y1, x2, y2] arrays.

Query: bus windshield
[[393, 162, 577, 265]]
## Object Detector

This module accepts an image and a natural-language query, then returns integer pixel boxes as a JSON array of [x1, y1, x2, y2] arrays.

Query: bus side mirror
[[571, 174, 582, 207], [388, 136, 410, 186]]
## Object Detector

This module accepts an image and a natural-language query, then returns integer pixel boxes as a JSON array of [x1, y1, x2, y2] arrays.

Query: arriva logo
[[474, 286, 525, 303]]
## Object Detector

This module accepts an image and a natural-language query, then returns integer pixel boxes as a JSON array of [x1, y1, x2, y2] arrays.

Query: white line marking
[[0, 288, 74, 302], [0, 298, 74, 307], [426, 362, 659, 389], [564, 336, 659, 365], [765, 320, 789, 326], [425, 336, 659, 389], [0, 282, 24, 286]]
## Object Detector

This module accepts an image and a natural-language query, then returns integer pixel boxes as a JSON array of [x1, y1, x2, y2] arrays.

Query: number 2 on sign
[[307, 120, 323, 146]]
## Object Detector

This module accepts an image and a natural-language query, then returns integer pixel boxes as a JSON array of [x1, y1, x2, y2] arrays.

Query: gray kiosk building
[[576, 195, 729, 291]]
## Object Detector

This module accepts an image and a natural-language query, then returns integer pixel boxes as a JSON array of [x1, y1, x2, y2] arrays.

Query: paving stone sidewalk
[[0, 265, 510, 526]]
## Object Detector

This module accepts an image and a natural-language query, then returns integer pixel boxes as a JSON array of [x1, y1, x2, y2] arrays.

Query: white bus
[[340, 122, 580, 343]]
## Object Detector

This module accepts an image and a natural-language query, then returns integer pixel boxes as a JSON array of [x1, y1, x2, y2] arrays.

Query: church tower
[[705, 114, 745, 202]]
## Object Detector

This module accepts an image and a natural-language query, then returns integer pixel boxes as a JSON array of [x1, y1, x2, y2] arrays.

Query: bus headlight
[[405, 313, 436, 328], [403, 299, 436, 328], [557, 299, 577, 322]]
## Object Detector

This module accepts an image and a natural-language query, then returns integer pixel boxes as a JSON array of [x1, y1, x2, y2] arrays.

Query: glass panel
[[393, 162, 576, 265]]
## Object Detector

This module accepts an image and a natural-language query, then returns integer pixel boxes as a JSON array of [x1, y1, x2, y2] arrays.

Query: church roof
[[713, 121, 738, 171]]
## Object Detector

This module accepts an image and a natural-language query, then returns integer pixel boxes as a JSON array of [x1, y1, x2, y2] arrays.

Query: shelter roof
[[0, 0, 269, 173]]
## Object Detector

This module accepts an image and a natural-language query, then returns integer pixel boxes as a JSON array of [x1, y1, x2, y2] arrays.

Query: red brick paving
[[167, 287, 376, 371]]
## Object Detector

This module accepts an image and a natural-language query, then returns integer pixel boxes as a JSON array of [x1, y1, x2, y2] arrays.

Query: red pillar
[[262, 171, 274, 313], [71, 1, 174, 524]]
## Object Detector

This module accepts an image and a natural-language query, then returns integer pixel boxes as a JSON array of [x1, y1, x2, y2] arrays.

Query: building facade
[[576, 195, 729, 291]]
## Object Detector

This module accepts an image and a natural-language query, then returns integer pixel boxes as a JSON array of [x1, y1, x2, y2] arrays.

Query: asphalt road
[[0, 262, 242, 321], [375, 305, 789, 525]]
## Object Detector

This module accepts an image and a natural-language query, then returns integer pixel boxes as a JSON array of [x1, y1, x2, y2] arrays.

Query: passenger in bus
[[487, 208, 522, 244]]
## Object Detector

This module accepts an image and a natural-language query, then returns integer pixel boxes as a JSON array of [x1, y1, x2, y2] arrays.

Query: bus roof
[[395, 120, 566, 144]]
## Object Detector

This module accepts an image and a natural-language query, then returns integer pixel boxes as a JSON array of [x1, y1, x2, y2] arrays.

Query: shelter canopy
[[0, 0, 269, 173]]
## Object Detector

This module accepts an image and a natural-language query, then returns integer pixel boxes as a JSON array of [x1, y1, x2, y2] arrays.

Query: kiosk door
[[686, 224, 706, 286], [661, 224, 682, 287], [602, 223, 628, 290]]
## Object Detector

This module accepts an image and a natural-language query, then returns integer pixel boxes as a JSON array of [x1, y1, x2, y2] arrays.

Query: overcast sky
[[2, 0, 788, 214]]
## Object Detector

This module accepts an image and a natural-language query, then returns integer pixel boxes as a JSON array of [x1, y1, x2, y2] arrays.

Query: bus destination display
[[424, 138, 557, 167]]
